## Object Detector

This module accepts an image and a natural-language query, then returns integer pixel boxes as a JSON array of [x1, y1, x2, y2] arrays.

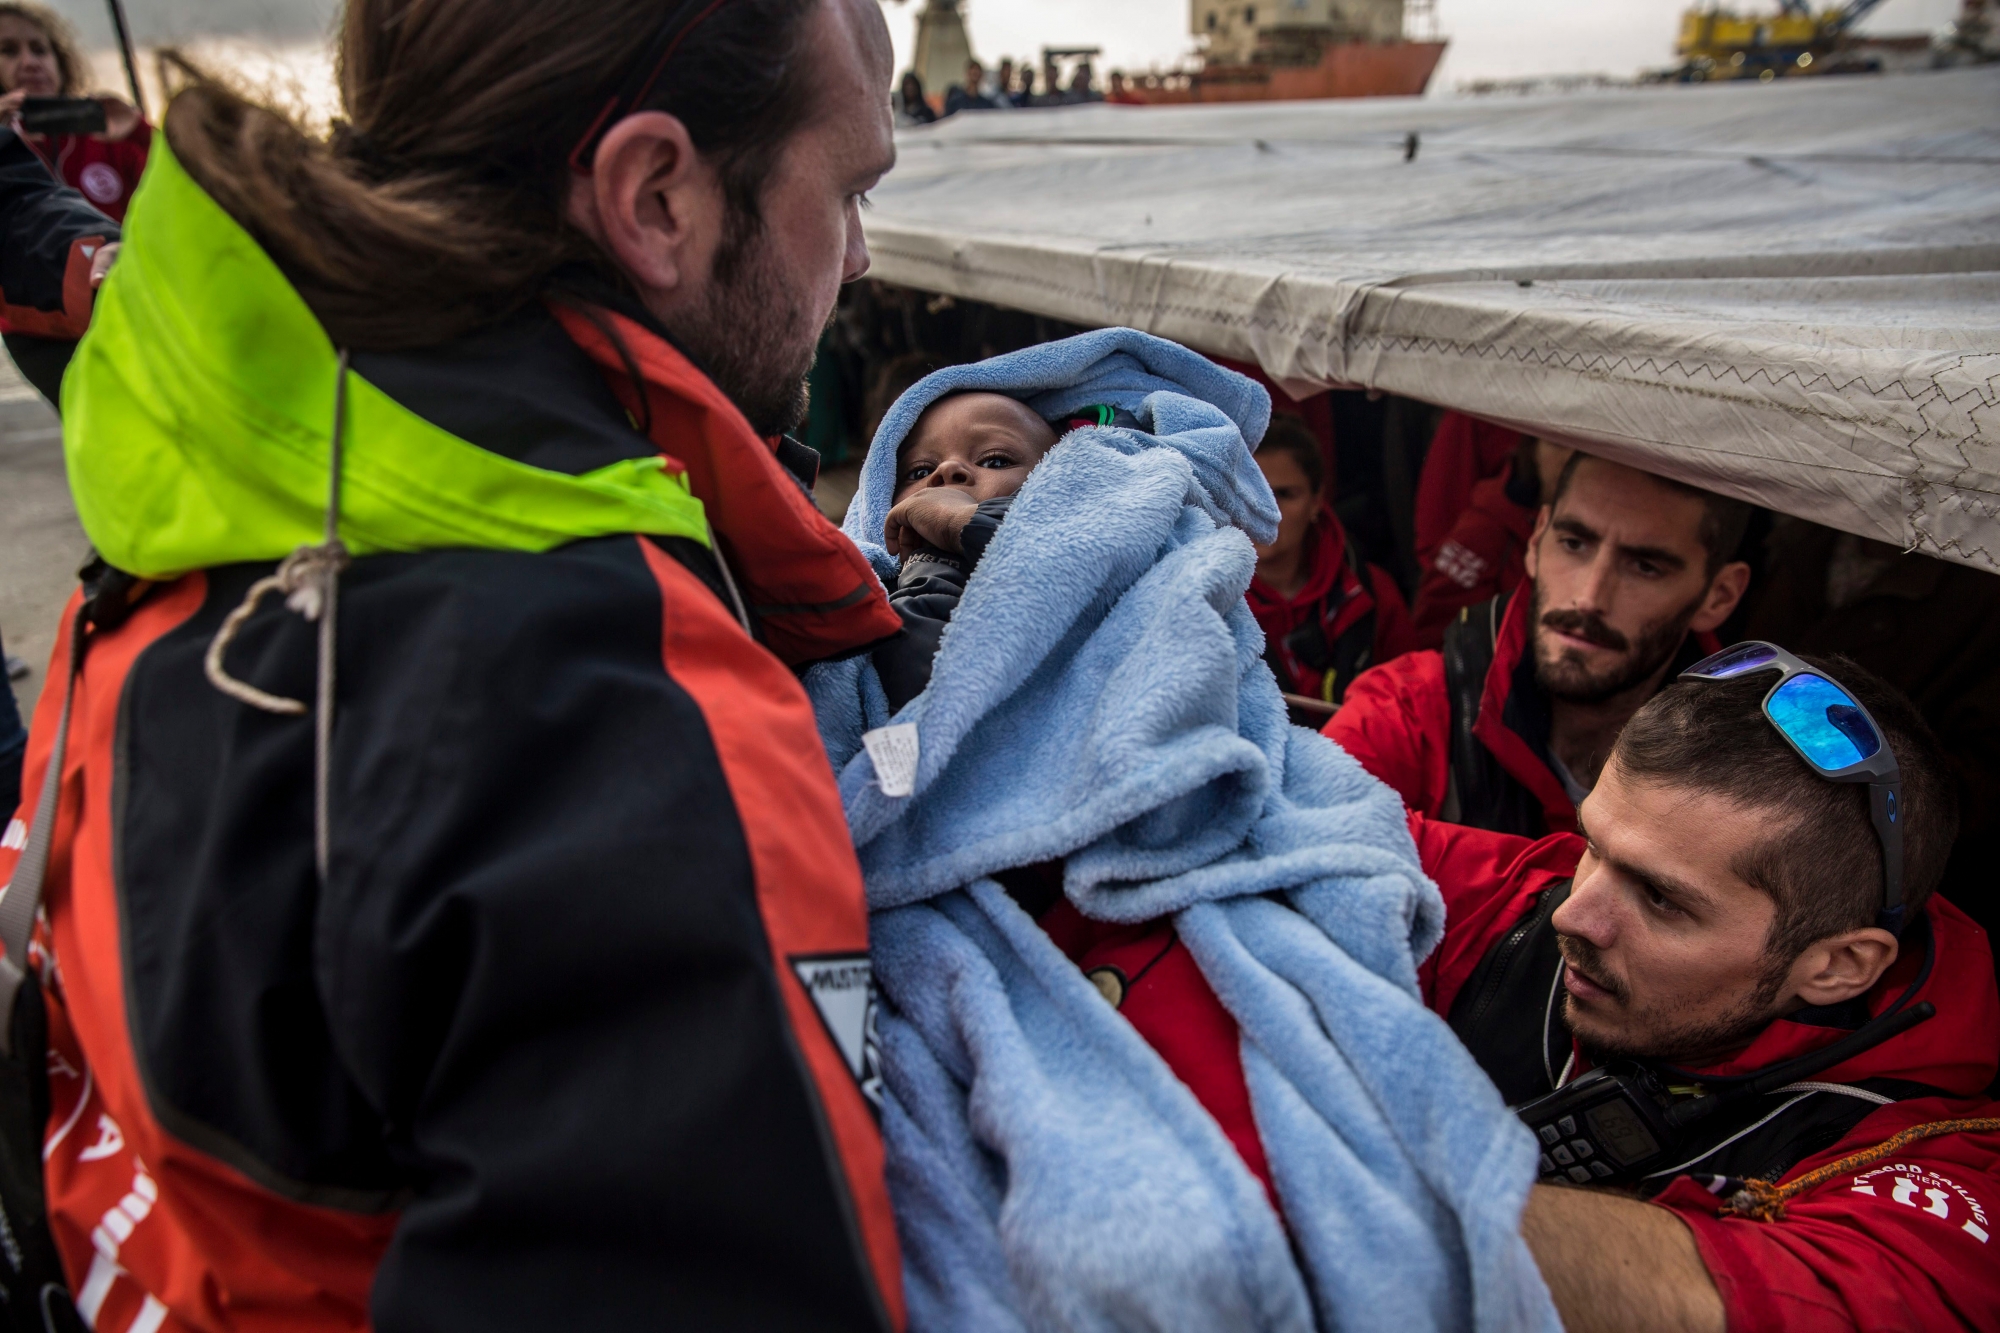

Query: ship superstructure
[[1193, 0, 1406, 64], [1133, 0, 1445, 102]]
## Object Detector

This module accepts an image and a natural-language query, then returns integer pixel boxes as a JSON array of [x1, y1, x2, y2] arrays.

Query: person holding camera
[[0, 4, 149, 221], [0, 3, 142, 401]]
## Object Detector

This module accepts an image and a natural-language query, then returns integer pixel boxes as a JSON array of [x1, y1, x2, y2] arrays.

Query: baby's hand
[[884, 488, 980, 558]]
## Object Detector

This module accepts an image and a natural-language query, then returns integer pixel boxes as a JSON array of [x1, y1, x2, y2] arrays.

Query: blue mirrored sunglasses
[[1680, 642, 1905, 932]]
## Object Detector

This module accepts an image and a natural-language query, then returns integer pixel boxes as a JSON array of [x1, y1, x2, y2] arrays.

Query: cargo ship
[[1127, 0, 1447, 103]]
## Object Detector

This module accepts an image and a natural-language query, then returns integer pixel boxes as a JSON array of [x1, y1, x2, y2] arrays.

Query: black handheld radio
[[1514, 1000, 1935, 1188]]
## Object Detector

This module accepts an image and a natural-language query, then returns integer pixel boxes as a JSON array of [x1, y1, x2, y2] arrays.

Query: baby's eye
[[903, 463, 935, 483], [977, 454, 1018, 470]]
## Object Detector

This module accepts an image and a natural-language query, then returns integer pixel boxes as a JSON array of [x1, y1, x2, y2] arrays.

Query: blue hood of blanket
[[844, 327, 1279, 575]]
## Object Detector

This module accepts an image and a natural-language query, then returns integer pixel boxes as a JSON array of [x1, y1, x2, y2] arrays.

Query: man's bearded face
[[1531, 578, 1707, 706], [1557, 928, 1792, 1065], [674, 220, 828, 439]]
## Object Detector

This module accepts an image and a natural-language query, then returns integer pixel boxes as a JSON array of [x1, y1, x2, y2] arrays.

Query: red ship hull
[[1130, 39, 1447, 102]]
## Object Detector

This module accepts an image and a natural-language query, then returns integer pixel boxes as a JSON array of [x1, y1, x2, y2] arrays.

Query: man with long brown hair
[[1, 0, 907, 1328]]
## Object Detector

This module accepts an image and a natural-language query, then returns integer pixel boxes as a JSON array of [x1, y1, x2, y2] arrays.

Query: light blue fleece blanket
[[804, 329, 1557, 1332]]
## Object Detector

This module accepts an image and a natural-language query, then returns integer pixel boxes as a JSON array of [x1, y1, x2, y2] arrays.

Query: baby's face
[[892, 393, 1059, 505]]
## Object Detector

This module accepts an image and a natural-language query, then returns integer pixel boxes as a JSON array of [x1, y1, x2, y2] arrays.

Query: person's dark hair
[[0, 3, 86, 97], [1613, 653, 1958, 962], [164, 0, 822, 351], [1551, 452, 1753, 577], [1257, 413, 1326, 494]]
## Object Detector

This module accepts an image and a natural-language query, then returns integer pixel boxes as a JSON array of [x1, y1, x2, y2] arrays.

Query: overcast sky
[[880, 0, 1964, 89], [41, 0, 1966, 92]]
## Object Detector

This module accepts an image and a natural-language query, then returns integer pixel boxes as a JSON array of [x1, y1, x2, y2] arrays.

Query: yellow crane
[[1672, 0, 1886, 80]]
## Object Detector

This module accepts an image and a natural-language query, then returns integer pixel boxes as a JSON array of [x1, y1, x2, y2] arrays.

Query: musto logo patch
[[792, 954, 884, 1116], [1852, 1163, 1990, 1243]]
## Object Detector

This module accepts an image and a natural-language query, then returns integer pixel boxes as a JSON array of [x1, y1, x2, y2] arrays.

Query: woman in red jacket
[[0, 3, 151, 221], [1246, 413, 1415, 707]]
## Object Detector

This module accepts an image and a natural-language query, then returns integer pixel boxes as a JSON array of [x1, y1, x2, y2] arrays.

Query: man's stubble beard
[[1559, 932, 1793, 1067], [1531, 579, 1707, 706], [672, 222, 828, 439]]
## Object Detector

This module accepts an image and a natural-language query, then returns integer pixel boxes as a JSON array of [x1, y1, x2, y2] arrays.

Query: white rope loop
[[199, 350, 351, 882], [201, 544, 350, 714]]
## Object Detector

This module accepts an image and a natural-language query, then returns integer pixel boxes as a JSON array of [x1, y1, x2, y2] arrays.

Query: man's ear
[[1523, 504, 1552, 580], [1689, 559, 1752, 634], [1784, 928, 1900, 1009], [564, 111, 719, 302]]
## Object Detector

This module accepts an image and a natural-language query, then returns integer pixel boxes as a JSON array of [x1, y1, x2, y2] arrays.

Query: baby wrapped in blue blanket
[[871, 390, 1090, 710], [804, 330, 1558, 1333]]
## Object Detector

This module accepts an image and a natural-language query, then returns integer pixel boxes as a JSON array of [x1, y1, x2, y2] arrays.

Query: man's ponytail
[[164, 0, 818, 351]]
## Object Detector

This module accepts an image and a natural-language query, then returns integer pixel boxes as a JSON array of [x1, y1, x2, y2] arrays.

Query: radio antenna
[[104, 0, 146, 121]]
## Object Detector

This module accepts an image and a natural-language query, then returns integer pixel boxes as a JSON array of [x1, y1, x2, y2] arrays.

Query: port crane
[[1673, 0, 1891, 80]]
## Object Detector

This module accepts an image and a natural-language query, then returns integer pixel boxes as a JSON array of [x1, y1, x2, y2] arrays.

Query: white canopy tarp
[[863, 68, 2000, 572]]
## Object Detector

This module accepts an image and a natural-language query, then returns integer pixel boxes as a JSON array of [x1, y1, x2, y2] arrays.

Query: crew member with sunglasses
[[1414, 647, 1997, 1332]]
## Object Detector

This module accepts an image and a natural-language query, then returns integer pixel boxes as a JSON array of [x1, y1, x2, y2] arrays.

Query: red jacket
[[1247, 509, 1416, 701], [1413, 816, 2000, 1333], [1410, 462, 1538, 649], [48, 121, 151, 222], [1326, 587, 1577, 832], [1039, 901, 1278, 1209], [1326, 586, 1718, 836], [1413, 412, 1523, 575]]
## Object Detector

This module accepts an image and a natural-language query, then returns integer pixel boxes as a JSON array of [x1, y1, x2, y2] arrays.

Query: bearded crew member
[[0, 0, 910, 1327], [1328, 453, 1752, 837], [1417, 653, 2000, 1332]]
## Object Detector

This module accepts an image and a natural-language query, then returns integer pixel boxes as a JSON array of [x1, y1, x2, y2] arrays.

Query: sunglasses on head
[[1679, 642, 1905, 935]]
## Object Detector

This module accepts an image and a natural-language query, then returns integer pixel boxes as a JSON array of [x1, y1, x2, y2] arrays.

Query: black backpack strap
[[1277, 539, 1379, 705], [1439, 593, 1545, 835], [1642, 1077, 1953, 1193], [1448, 880, 1572, 1105]]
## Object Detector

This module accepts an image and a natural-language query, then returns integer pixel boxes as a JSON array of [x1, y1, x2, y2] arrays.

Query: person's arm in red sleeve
[[1523, 1114, 2000, 1333], [1322, 650, 1450, 816], [1412, 413, 1521, 572], [1409, 490, 1530, 650], [1649, 1119, 2000, 1333], [1406, 812, 1582, 1010]]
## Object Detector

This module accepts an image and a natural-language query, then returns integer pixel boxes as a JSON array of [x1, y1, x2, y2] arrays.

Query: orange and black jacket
[[0, 127, 113, 339], [7, 293, 907, 1332], [0, 126, 117, 403]]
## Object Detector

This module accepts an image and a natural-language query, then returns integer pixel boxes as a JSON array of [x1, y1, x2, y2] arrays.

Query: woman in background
[[0, 3, 150, 220], [0, 3, 146, 402], [1247, 413, 1415, 709], [895, 70, 937, 125]]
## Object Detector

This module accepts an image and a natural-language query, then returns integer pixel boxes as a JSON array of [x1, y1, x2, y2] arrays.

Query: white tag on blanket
[[862, 723, 921, 798]]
